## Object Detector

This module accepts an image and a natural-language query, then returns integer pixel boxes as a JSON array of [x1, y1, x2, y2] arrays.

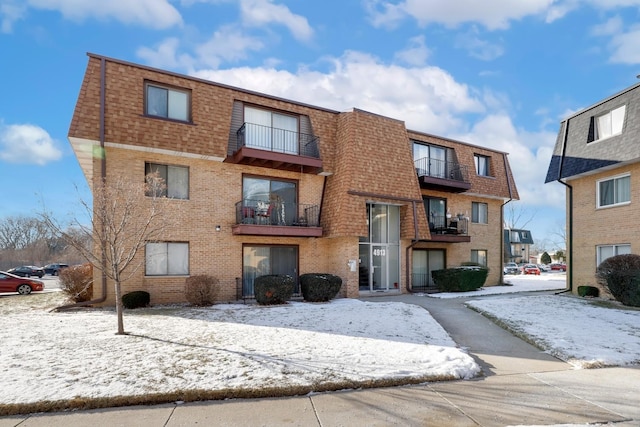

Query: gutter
[[405, 200, 421, 292], [57, 57, 108, 310], [555, 119, 573, 294], [500, 152, 515, 285]]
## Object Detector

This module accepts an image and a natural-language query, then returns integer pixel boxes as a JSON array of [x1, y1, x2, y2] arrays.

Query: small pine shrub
[[577, 286, 599, 298], [184, 274, 219, 306], [300, 273, 342, 302], [596, 254, 640, 307], [58, 263, 93, 303], [432, 266, 488, 292], [122, 291, 150, 309], [254, 275, 294, 305]]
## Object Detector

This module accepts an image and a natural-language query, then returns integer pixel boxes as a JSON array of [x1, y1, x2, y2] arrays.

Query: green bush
[[577, 285, 599, 297], [254, 275, 294, 305], [300, 273, 342, 302], [432, 266, 488, 292], [122, 290, 150, 309], [184, 274, 219, 306], [58, 263, 93, 303], [596, 254, 640, 307]]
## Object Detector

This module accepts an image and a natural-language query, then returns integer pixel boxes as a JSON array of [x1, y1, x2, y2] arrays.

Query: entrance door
[[358, 204, 400, 292]]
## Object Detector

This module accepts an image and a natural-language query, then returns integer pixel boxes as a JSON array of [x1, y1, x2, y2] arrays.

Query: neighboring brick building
[[546, 81, 640, 296], [68, 53, 519, 305]]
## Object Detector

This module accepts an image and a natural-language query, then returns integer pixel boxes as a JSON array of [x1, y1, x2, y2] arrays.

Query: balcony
[[231, 199, 322, 237], [227, 123, 323, 174], [415, 158, 471, 192], [427, 214, 471, 243]]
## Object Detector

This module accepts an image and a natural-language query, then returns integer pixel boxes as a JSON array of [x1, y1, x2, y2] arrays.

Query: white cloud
[[192, 50, 485, 135], [0, 0, 26, 33], [608, 26, 640, 64], [0, 123, 62, 165], [239, 0, 313, 42], [454, 29, 504, 61], [394, 35, 431, 66], [366, 0, 555, 30], [23, 0, 182, 29], [590, 15, 623, 36]]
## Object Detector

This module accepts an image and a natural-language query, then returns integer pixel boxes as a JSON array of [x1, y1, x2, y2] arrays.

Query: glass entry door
[[359, 204, 400, 292]]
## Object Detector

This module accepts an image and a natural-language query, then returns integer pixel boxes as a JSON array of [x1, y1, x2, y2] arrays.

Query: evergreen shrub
[[432, 266, 488, 292], [596, 254, 640, 307], [299, 273, 342, 302], [254, 275, 294, 305]]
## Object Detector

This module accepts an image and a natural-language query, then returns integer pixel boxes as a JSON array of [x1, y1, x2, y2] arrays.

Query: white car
[[538, 264, 551, 272]]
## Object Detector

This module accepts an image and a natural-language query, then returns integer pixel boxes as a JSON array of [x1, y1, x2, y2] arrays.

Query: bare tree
[[0, 216, 56, 268], [40, 172, 174, 335], [503, 202, 537, 230], [549, 220, 567, 250]]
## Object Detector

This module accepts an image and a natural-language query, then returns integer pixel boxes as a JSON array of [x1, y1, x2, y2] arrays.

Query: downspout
[[56, 57, 108, 310], [405, 200, 420, 292], [556, 119, 573, 294], [500, 152, 514, 285]]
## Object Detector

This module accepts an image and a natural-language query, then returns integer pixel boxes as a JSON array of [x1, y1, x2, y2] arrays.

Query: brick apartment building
[[546, 81, 640, 297], [68, 53, 519, 305]]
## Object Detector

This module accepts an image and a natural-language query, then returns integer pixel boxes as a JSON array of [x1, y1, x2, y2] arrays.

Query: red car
[[0, 271, 45, 295], [522, 264, 541, 275], [549, 263, 567, 271]]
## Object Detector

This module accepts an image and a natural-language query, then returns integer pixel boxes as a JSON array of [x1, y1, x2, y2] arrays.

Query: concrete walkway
[[2, 291, 639, 426]]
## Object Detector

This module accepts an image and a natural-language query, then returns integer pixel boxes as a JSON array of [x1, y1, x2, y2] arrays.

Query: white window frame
[[474, 154, 490, 176], [145, 83, 190, 122], [596, 173, 630, 208], [471, 202, 488, 224], [145, 163, 189, 200], [596, 244, 631, 266], [595, 105, 625, 141], [145, 242, 189, 276], [471, 249, 487, 266]]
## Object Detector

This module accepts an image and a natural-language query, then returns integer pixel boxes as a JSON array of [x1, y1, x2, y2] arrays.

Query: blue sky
[[2, 0, 640, 250]]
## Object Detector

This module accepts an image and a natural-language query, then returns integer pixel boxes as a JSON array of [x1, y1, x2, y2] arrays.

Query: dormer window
[[145, 82, 191, 122], [595, 105, 625, 141], [244, 106, 299, 154]]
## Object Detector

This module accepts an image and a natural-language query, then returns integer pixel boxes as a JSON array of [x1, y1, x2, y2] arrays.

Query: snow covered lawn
[[0, 293, 479, 407], [467, 293, 640, 368]]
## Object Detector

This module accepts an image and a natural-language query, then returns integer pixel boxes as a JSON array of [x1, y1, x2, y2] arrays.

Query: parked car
[[503, 262, 519, 275], [522, 264, 541, 275], [537, 264, 551, 272], [43, 263, 69, 276], [549, 263, 567, 271], [0, 271, 45, 295], [7, 265, 45, 278]]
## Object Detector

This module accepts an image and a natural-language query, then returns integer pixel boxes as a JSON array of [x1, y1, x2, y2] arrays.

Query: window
[[242, 245, 298, 296], [413, 142, 446, 178], [471, 250, 487, 266], [244, 106, 299, 154], [474, 154, 490, 176], [145, 242, 189, 275], [145, 163, 189, 199], [242, 176, 297, 225], [595, 105, 625, 141], [597, 244, 631, 266], [471, 202, 488, 224], [597, 174, 630, 208], [423, 197, 446, 230], [145, 83, 190, 121]]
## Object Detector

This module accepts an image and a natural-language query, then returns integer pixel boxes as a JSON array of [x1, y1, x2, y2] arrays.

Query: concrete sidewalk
[[2, 292, 639, 426]]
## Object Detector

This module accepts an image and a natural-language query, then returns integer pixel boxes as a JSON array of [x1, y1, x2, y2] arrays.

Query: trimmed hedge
[[122, 290, 150, 309], [577, 285, 599, 298], [300, 273, 342, 302], [254, 275, 294, 305], [432, 266, 488, 292], [596, 254, 640, 307]]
